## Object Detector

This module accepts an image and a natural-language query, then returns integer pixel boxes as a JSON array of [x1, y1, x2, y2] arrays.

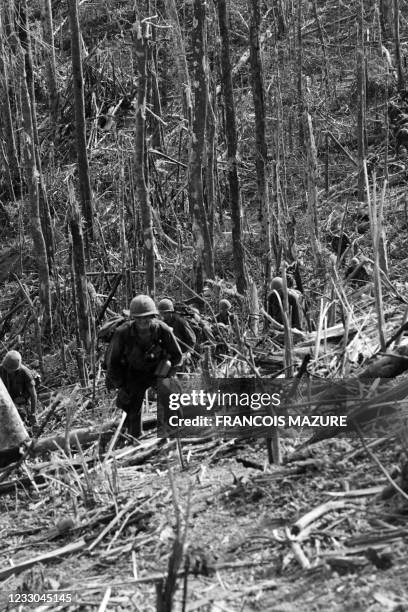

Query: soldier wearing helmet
[[267, 277, 302, 330], [215, 298, 236, 327], [0, 350, 38, 429], [158, 298, 196, 356], [106, 295, 182, 439]]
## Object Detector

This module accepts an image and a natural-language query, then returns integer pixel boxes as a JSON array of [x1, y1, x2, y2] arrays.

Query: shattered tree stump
[[0, 378, 29, 467]]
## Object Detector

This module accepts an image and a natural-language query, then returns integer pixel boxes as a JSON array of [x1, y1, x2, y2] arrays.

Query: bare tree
[[379, 0, 393, 40], [17, 0, 55, 273], [393, 0, 404, 91], [189, 0, 215, 289], [18, 46, 52, 335], [357, 4, 366, 202], [134, 20, 155, 296], [67, 0, 94, 253], [164, 0, 192, 127], [248, 0, 273, 287], [41, 0, 59, 124], [68, 180, 91, 356], [303, 112, 321, 268], [0, 11, 20, 199], [217, 0, 248, 294]]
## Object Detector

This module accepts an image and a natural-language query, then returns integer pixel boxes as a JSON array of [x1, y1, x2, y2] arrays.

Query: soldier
[[215, 299, 236, 327], [267, 277, 303, 330], [0, 350, 38, 429], [157, 298, 196, 357], [345, 257, 371, 287], [106, 295, 182, 439]]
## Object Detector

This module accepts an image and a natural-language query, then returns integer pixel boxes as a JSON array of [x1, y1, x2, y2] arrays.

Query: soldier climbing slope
[[215, 299, 236, 327], [267, 277, 303, 330], [106, 295, 182, 439], [0, 350, 38, 429], [157, 298, 196, 359]]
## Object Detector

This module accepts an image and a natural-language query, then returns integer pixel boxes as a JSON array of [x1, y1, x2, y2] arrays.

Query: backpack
[[174, 303, 214, 345], [98, 316, 126, 343], [98, 315, 126, 370]]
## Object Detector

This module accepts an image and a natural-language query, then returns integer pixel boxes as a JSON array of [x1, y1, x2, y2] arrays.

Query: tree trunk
[[379, 0, 393, 41], [134, 20, 155, 296], [67, 0, 94, 253], [393, 0, 404, 91], [303, 112, 321, 268], [68, 180, 91, 354], [163, 0, 192, 127], [206, 92, 216, 246], [189, 0, 215, 285], [312, 0, 329, 95], [297, 0, 304, 147], [248, 0, 273, 291], [0, 379, 29, 452], [0, 15, 20, 199], [41, 0, 59, 124], [357, 9, 366, 202], [217, 0, 248, 294], [17, 0, 55, 274], [149, 26, 163, 151], [18, 45, 52, 336]]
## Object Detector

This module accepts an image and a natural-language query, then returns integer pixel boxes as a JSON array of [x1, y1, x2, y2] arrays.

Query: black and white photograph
[[1, 0, 408, 609]]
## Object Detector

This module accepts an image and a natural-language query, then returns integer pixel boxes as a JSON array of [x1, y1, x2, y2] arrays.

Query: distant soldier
[[158, 298, 196, 356], [106, 295, 182, 439], [0, 350, 38, 428], [345, 257, 371, 287], [215, 299, 236, 328], [267, 277, 303, 330]]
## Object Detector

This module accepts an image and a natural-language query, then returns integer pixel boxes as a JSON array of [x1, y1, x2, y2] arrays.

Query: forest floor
[[0, 394, 407, 612]]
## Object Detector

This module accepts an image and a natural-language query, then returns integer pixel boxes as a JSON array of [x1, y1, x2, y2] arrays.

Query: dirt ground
[[0, 399, 407, 612]]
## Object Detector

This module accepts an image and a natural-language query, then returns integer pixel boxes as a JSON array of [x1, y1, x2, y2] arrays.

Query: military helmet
[[129, 295, 158, 318], [158, 298, 174, 313], [2, 350, 22, 372], [219, 298, 232, 310], [271, 277, 283, 291]]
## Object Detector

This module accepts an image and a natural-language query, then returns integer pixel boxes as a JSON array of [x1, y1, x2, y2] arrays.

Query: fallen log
[[291, 377, 408, 451], [31, 414, 158, 454], [0, 414, 159, 469], [0, 538, 87, 580], [359, 343, 408, 379], [31, 419, 118, 453]]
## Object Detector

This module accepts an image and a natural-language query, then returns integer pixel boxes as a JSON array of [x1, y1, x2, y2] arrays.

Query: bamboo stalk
[[365, 164, 386, 351]]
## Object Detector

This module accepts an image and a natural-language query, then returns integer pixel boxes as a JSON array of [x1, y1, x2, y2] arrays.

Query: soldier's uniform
[[215, 299, 236, 327], [158, 299, 196, 354], [107, 296, 182, 438], [267, 277, 303, 330]]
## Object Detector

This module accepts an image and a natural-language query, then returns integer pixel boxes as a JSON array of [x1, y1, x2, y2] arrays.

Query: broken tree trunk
[[0, 378, 29, 450], [31, 415, 158, 454], [359, 344, 408, 379]]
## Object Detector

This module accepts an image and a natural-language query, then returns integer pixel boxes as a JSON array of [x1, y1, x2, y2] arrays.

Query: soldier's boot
[[126, 409, 143, 439]]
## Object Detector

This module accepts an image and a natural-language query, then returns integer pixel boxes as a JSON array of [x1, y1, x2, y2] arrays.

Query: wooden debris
[[291, 501, 349, 537], [325, 485, 384, 497], [0, 539, 87, 580], [359, 343, 408, 379]]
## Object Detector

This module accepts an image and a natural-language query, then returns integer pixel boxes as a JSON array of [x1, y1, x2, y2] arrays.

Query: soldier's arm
[[181, 321, 196, 350], [162, 328, 183, 367]]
